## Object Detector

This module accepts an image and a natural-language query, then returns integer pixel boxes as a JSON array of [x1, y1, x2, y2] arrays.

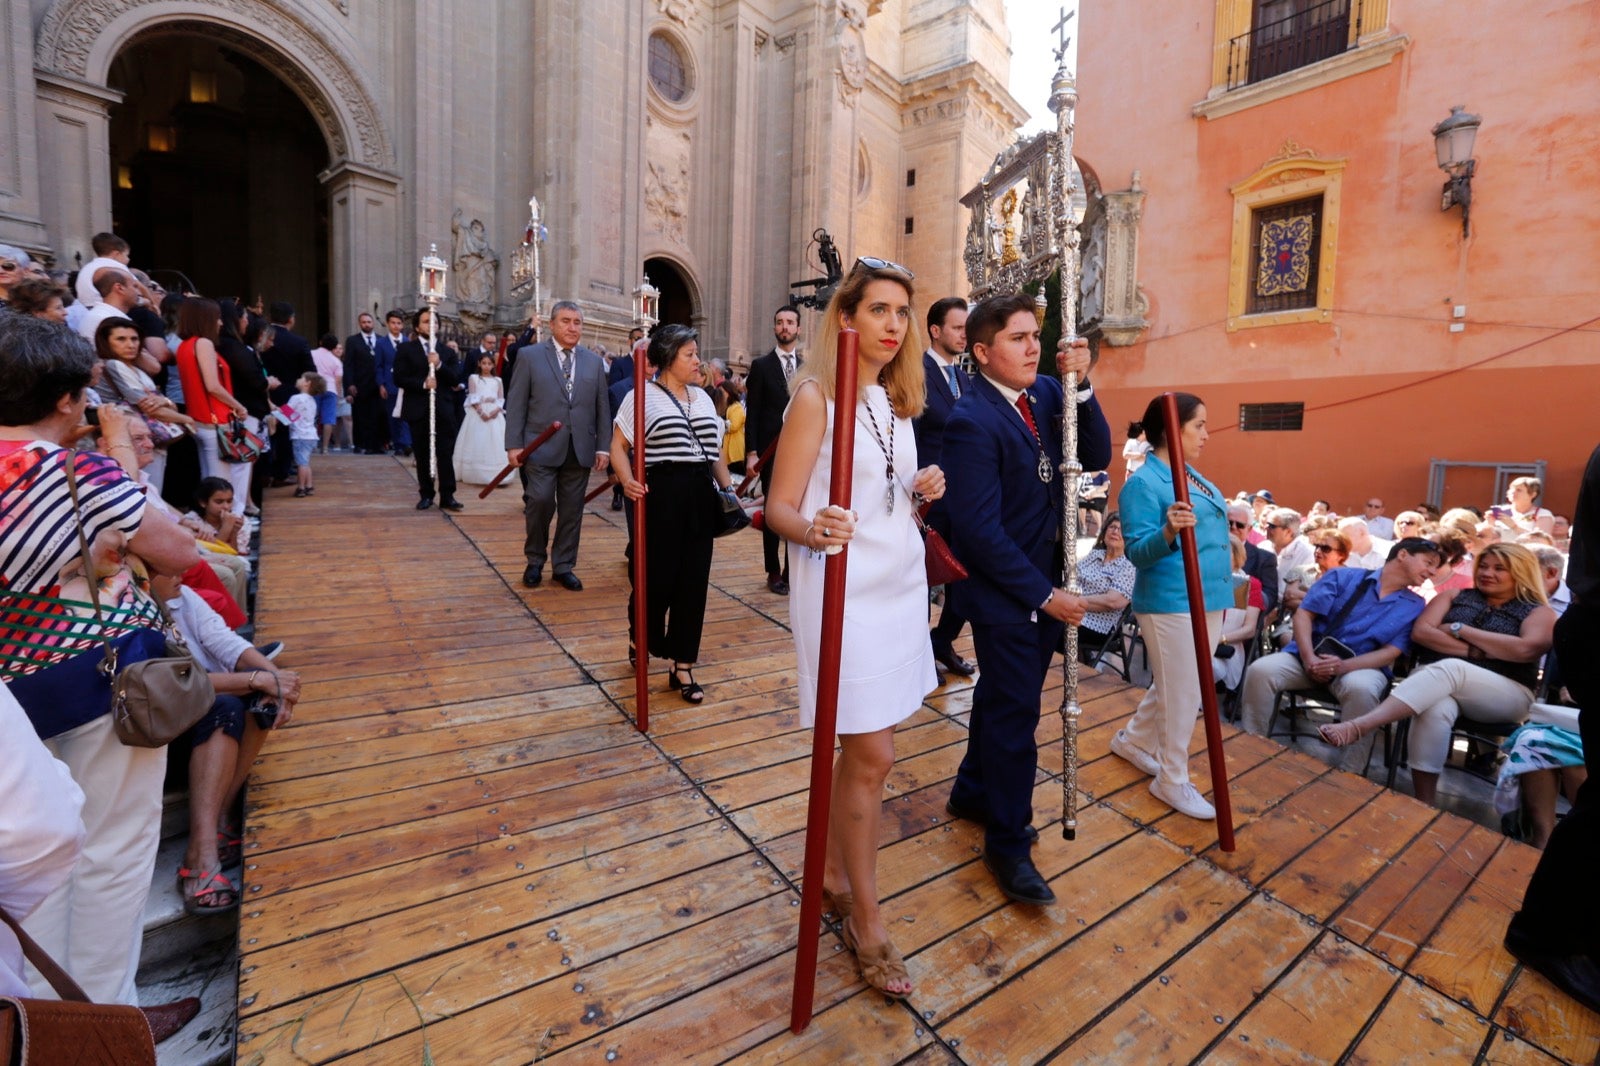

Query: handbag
[[64, 462, 216, 748], [215, 415, 265, 463], [0, 907, 156, 1065], [650, 381, 750, 538], [913, 504, 968, 586]]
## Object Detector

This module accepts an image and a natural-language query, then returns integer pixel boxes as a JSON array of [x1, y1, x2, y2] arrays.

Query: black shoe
[[932, 642, 976, 677], [522, 566, 542, 588], [983, 850, 1055, 905], [440, 498, 465, 512], [766, 574, 789, 595], [416, 498, 434, 510], [555, 572, 584, 591], [1505, 924, 1600, 1015], [610, 494, 624, 511], [945, 798, 1039, 843]]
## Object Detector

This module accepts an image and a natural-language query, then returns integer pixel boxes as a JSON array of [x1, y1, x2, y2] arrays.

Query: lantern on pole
[[632, 274, 660, 331], [418, 242, 448, 488]]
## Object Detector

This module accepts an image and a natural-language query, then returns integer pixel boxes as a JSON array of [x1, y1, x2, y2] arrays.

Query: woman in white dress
[[765, 258, 944, 1000], [454, 353, 508, 485]]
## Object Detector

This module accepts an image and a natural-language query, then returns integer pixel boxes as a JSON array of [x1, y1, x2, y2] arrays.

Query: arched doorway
[[644, 257, 695, 327], [107, 34, 331, 331]]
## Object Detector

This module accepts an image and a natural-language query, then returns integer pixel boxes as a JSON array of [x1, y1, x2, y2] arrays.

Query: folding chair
[[1088, 605, 1144, 683]]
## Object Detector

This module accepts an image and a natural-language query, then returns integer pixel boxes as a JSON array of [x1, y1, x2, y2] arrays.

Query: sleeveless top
[[1436, 587, 1541, 690], [175, 337, 237, 425]]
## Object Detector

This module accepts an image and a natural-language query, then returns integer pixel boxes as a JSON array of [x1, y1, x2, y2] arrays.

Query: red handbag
[[914, 505, 968, 586]]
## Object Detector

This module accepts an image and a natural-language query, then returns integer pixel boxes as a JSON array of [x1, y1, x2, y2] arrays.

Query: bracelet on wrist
[[802, 523, 815, 549]]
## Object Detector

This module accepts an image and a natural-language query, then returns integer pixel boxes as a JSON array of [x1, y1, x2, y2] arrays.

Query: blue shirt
[[1285, 566, 1426, 667]]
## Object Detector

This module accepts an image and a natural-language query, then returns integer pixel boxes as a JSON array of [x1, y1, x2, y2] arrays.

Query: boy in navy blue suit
[[942, 293, 1111, 905]]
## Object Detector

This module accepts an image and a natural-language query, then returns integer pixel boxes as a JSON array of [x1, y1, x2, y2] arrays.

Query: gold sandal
[[840, 916, 912, 1001]]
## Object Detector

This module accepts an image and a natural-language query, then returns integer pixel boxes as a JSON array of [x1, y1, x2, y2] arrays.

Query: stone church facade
[[3, 0, 1025, 363]]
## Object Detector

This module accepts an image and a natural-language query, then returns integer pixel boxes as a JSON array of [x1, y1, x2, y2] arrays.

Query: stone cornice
[[900, 61, 1026, 129], [1193, 32, 1409, 121]]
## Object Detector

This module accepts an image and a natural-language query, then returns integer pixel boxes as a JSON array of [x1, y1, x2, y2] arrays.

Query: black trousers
[[627, 462, 716, 663], [351, 391, 387, 452], [760, 461, 786, 579], [404, 399, 459, 502], [1510, 603, 1600, 955], [950, 615, 1063, 859], [268, 420, 293, 480]]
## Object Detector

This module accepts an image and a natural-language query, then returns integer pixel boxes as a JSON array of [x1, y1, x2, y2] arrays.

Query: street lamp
[[1432, 105, 1480, 236], [418, 243, 448, 488]]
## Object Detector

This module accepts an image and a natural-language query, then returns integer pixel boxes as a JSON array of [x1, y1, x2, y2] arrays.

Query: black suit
[[264, 325, 316, 478], [393, 338, 462, 503], [344, 331, 385, 452], [915, 350, 975, 653], [745, 348, 799, 578], [1242, 539, 1280, 615]]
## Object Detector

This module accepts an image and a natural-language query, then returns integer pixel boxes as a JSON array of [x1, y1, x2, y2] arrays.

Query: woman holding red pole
[[766, 259, 944, 1000], [1114, 393, 1233, 819]]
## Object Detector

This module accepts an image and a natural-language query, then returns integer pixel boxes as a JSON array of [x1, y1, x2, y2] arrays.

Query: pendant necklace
[[860, 389, 897, 515]]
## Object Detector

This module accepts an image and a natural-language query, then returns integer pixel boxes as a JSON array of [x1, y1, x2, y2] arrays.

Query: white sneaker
[[1150, 778, 1216, 820], [1110, 729, 1160, 777]]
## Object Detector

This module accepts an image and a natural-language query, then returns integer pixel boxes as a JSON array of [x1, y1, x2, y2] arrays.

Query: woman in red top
[[174, 298, 252, 511]]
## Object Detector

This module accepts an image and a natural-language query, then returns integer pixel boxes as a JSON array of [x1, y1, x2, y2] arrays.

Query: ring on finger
[[821, 527, 831, 538]]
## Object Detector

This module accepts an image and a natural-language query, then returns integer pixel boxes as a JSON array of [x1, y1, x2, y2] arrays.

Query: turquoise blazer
[[1119, 455, 1233, 615]]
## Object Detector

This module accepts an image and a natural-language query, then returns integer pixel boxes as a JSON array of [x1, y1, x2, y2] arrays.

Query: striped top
[[613, 382, 724, 466], [0, 440, 157, 679]]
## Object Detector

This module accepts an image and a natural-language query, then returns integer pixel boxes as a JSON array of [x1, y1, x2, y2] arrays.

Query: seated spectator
[[0, 685, 85, 1000], [1416, 502, 1442, 523], [1213, 536, 1264, 692], [186, 476, 251, 557], [0, 244, 32, 306], [93, 315, 194, 495], [1262, 506, 1313, 598], [1321, 543, 1557, 805], [1242, 538, 1439, 771], [6, 277, 70, 324], [1308, 499, 1333, 519], [1420, 526, 1472, 600], [1392, 510, 1428, 540], [1536, 547, 1571, 617], [1496, 716, 1584, 850], [149, 572, 297, 914], [1363, 497, 1396, 539], [1075, 512, 1136, 665], [1516, 530, 1555, 548], [1248, 490, 1276, 545], [1229, 501, 1279, 614], [1282, 528, 1349, 617], [1552, 515, 1570, 554], [1339, 515, 1391, 569], [1502, 476, 1556, 537]]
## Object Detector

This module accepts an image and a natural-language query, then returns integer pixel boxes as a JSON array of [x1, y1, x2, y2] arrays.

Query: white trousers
[[1396, 658, 1535, 774], [22, 714, 165, 1005], [0, 687, 85, 999], [196, 417, 256, 515], [1240, 651, 1391, 772], [1127, 611, 1223, 787]]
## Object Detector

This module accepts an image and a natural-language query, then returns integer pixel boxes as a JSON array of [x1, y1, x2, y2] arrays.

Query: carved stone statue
[[451, 209, 498, 306], [1079, 209, 1107, 325]]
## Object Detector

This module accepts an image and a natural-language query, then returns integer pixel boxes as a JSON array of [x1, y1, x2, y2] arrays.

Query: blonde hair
[[1440, 507, 1480, 538], [1509, 476, 1543, 502], [1476, 542, 1548, 605], [797, 263, 926, 419]]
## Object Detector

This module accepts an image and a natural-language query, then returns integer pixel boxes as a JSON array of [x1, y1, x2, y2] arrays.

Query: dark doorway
[[108, 36, 331, 333], [644, 257, 694, 327]]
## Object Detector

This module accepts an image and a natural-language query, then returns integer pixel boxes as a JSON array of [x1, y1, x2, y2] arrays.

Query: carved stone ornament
[[657, 0, 699, 29], [35, 0, 393, 169], [644, 130, 692, 245], [1097, 174, 1150, 347], [837, 25, 867, 104], [451, 208, 498, 307]]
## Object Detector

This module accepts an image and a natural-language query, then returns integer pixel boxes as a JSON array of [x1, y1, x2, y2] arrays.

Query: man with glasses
[[1229, 502, 1279, 613], [1262, 506, 1313, 599], [1363, 497, 1395, 539], [1240, 538, 1443, 772]]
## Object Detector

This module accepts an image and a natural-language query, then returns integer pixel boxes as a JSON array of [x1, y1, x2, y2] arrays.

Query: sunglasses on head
[[853, 256, 915, 279]]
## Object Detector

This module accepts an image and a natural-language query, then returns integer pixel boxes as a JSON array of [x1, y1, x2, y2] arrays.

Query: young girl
[[453, 353, 508, 485], [287, 373, 323, 497], [186, 478, 251, 556]]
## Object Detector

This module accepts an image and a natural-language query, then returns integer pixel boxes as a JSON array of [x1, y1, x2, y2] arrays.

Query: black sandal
[[668, 664, 704, 703]]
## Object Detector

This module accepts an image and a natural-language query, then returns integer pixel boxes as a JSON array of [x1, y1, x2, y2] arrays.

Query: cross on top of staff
[[1052, 6, 1075, 65]]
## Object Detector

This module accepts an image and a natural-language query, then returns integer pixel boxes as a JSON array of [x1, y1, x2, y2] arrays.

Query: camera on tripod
[[788, 228, 843, 310]]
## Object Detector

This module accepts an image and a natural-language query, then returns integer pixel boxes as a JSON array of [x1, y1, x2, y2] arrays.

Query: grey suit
[[504, 338, 610, 576]]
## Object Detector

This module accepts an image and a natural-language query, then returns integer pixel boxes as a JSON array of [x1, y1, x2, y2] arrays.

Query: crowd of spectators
[[1, 237, 303, 1043]]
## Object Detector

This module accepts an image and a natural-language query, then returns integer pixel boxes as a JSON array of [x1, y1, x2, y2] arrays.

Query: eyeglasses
[[853, 256, 915, 279], [0, 262, 19, 272], [1365, 502, 1382, 508], [1313, 545, 1340, 555], [1228, 520, 1249, 530]]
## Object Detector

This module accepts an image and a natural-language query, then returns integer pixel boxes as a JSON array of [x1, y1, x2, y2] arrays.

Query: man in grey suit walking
[[505, 300, 612, 590]]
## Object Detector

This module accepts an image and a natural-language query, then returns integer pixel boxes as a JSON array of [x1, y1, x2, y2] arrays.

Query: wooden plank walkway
[[234, 453, 1596, 1065]]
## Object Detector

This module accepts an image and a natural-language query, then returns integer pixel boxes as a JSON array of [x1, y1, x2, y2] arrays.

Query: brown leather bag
[[0, 907, 156, 1065]]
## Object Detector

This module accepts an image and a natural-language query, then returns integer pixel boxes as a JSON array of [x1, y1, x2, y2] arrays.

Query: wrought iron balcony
[[1227, 0, 1364, 90]]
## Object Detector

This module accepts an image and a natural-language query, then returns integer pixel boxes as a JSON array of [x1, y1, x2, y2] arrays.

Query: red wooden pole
[[584, 475, 617, 504], [632, 349, 649, 733], [1160, 392, 1236, 852], [735, 437, 781, 498], [478, 421, 563, 499], [789, 328, 859, 1034]]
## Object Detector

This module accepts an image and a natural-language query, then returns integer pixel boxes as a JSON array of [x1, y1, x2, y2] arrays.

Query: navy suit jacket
[[375, 333, 404, 393], [913, 351, 972, 470], [945, 374, 1111, 625]]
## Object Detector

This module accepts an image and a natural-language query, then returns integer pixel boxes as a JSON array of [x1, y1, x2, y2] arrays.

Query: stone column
[[322, 162, 402, 334], [0, 3, 51, 253], [33, 72, 123, 267], [1099, 175, 1150, 347]]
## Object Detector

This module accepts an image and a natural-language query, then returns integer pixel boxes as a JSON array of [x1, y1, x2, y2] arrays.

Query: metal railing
[[1227, 0, 1363, 90]]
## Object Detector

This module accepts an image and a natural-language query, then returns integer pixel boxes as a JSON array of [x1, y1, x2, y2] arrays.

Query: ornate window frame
[[646, 28, 697, 109], [1227, 144, 1344, 331]]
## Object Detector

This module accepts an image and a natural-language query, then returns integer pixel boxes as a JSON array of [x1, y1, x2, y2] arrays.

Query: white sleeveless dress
[[454, 374, 508, 485], [789, 383, 937, 735]]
